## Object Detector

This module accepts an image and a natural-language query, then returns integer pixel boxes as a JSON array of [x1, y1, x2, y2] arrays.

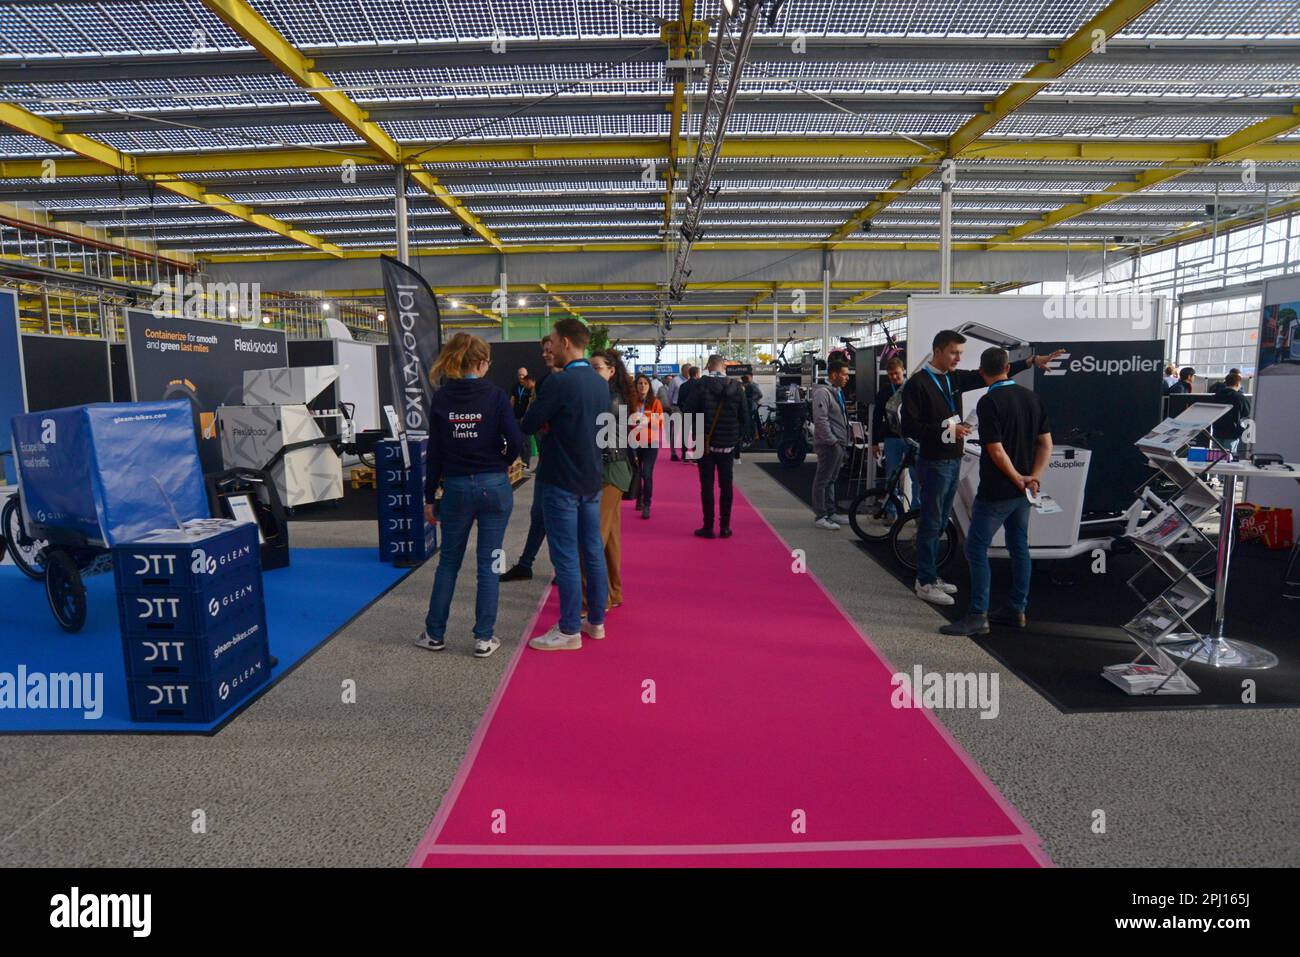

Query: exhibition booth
[[0, 288, 429, 733], [760, 290, 1298, 711]]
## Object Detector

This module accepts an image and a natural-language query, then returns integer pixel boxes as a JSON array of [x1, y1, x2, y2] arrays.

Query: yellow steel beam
[[538, 282, 582, 319], [199, 0, 502, 251], [10, 138, 1300, 180], [662, 3, 703, 237], [985, 110, 1300, 247], [826, 0, 1162, 243], [0, 102, 341, 256], [1144, 195, 1300, 254]]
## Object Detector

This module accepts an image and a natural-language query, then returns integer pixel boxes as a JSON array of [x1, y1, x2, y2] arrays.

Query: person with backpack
[[872, 356, 914, 517], [681, 355, 750, 538]]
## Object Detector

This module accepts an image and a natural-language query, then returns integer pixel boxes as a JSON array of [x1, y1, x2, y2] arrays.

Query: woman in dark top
[[416, 333, 522, 659]]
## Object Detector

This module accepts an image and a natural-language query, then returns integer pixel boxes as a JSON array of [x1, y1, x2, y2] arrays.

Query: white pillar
[[821, 267, 831, 358], [939, 179, 952, 295], [772, 295, 778, 363], [394, 165, 410, 265]]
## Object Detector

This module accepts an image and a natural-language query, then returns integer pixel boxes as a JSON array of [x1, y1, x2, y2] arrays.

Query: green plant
[[588, 324, 611, 354]]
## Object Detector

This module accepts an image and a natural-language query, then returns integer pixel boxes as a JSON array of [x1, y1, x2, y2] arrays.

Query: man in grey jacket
[[811, 357, 852, 529]]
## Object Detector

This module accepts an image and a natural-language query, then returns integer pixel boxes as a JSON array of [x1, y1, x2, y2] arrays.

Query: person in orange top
[[632, 373, 664, 520]]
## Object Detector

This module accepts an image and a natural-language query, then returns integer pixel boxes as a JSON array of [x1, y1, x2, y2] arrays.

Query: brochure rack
[[1105, 404, 1230, 695]]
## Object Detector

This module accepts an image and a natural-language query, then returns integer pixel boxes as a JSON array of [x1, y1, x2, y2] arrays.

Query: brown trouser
[[582, 483, 624, 611]]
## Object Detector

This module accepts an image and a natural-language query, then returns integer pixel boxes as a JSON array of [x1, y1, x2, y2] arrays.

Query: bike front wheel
[[890, 510, 957, 572]]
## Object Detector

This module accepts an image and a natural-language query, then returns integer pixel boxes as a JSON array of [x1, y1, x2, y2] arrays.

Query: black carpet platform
[[758, 461, 1300, 713]]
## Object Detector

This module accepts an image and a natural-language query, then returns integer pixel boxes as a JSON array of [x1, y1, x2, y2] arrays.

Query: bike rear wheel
[[848, 490, 904, 543]]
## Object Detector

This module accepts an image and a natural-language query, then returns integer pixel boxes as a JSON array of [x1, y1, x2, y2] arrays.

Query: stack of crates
[[112, 519, 271, 723], [377, 437, 437, 566]]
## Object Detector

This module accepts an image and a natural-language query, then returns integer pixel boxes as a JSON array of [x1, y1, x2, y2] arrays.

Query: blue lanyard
[[987, 380, 1015, 392], [924, 368, 956, 414], [834, 388, 846, 414], [565, 359, 590, 369]]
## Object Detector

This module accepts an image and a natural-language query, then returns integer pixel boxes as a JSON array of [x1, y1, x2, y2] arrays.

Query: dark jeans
[[634, 447, 659, 506], [882, 436, 916, 516], [424, 471, 513, 640], [519, 428, 531, 468], [698, 450, 735, 528], [966, 495, 1032, 616], [517, 485, 546, 569], [915, 456, 961, 586], [539, 480, 607, 634]]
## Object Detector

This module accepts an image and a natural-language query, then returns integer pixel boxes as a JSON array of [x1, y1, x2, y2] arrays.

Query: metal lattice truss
[[2, 0, 1300, 338]]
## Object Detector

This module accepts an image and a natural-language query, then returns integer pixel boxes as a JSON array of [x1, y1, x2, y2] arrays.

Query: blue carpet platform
[[0, 548, 412, 734]]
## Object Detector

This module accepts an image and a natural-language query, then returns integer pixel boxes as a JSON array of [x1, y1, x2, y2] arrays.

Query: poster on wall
[[0, 290, 25, 484], [1258, 299, 1300, 375], [124, 309, 286, 471]]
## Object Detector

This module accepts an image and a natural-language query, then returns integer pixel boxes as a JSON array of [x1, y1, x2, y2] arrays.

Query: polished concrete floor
[[0, 460, 1295, 867]]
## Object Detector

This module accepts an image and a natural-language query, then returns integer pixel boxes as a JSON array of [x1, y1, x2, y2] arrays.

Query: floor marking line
[[421, 833, 1039, 857]]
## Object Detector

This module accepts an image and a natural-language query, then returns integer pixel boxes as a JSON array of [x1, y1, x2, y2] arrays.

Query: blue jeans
[[518, 487, 547, 568], [424, 472, 513, 640], [965, 495, 1032, 616], [915, 456, 962, 586], [882, 437, 916, 515], [540, 480, 607, 634]]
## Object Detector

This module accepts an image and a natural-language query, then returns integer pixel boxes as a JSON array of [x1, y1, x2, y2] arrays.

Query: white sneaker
[[915, 581, 956, 606], [414, 632, 445, 651], [528, 625, 582, 651], [832, 514, 851, 525], [473, 637, 501, 658], [932, 578, 959, 595], [814, 517, 840, 530], [581, 620, 606, 640]]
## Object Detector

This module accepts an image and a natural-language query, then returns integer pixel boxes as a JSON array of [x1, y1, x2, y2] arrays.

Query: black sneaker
[[641, 505, 650, 519], [719, 527, 733, 538], [693, 527, 715, 539], [499, 564, 533, 582], [989, 606, 1027, 628], [939, 614, 990, 637]]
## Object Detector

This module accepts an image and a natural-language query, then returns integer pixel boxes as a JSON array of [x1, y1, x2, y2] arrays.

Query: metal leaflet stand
[[1108, 404, 1275, 695], [1163, 460, 1282, 670]]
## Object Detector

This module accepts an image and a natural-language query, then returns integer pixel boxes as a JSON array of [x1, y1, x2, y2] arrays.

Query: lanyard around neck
[[988, 379, 1015, 391], [924, 367, 956, 413]]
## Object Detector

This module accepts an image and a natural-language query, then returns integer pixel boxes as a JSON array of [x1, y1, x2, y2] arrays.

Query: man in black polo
[[941, 347, 1053, 637], [901, 330, 1062, 606]]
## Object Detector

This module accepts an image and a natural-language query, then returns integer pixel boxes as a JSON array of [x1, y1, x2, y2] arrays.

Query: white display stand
[[217, 365, 344, 508]]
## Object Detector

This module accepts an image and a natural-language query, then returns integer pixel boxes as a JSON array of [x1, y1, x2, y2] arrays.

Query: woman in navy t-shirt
[[416, 333, 522, 658]]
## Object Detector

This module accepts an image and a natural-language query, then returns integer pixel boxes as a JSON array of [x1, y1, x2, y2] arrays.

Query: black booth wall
[[109, 342, 131, 402], [1032, 339, 1165, 514], [486, 340, 547, 395], [21, 334, 112, 412]]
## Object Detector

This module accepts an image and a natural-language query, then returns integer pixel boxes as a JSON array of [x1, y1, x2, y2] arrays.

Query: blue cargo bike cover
[[11, 401, 210, 547]]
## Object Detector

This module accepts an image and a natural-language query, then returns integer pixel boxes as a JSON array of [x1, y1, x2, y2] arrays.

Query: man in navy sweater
[[520, 317, 611, 651]]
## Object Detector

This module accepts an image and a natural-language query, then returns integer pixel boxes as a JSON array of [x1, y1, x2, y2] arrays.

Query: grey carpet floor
[[0, 465, 1295, 867]]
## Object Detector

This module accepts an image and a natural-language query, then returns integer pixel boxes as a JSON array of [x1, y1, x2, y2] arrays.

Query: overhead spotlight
[[322, 302, 331, 312], [261, 315, 271, 325], [861, 221, 872, 233], [461, 225, 474, 238], [227, 303, 239, 317], [450, 299, 460, 308], [517, 297, 527, 307], [376, 312, 386, 322]]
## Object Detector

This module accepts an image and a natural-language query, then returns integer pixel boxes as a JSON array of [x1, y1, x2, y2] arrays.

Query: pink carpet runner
[[410, 460, 1050, 867]]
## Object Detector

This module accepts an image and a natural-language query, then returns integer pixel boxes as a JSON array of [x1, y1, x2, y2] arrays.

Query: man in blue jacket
[[521, 318, 611, 651]]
